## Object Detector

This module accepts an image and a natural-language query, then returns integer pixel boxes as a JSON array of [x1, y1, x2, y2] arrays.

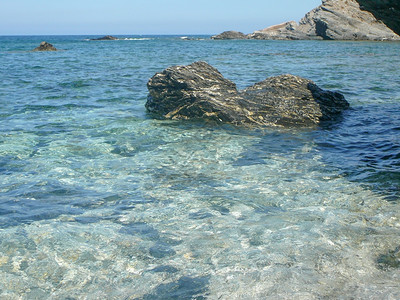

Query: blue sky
[[0, 0, 321, 35]]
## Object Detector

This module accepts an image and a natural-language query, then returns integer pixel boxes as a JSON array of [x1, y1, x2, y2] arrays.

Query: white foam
[[121, 38, 153, 41]]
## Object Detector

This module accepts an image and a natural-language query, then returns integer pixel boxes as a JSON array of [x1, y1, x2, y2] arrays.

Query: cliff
[[356, 0, 400, 35], [215, 0, 400, 41], [294, 0, 400, 41]]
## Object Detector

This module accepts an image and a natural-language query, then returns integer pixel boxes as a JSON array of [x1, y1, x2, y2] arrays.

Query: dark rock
[[32, 41, 57, 51], [240, 74, 349, 125], [146, 61, 349, 127], [150, 265, 179, 273], [211, 31, 248, 40], [90, 35, 118, 41], [356, 0, 400, 35], [149, 242, 176, 258], [119, 222, 159, 240], [142, 276, 209, 300], [146, 61, 244, 124], [377, 246, 400, 269]]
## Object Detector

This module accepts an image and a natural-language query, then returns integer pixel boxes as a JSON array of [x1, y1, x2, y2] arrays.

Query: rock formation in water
[[32, 41, 58, 51], [211, 31, 248, 40], [146, 61, 349, 127], [90, 35, 118, 41], [294, 0, 400, 41], [248, 21, 315, 40], [215, 0, 400, 41]]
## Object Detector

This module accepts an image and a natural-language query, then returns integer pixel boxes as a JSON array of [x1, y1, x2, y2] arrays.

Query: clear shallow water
[[0, 35, 399, 299]]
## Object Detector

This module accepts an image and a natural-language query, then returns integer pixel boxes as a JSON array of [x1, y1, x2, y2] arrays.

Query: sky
[[0, 0, 322, 35]]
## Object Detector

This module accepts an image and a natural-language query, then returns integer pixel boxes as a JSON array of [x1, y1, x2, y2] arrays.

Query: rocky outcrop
[[146, 61, 349, 127], [295, 0, 400, 41], [215, 0, 400, 41], [146, 61, 244, 124], [248, 21, 318, 40], [211, 31, 248, 40], [90, 35, 118, 41], [32, 41, 57, 51]]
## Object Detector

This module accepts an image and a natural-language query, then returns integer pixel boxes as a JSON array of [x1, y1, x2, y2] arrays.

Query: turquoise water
[[0, 35, 399, 299]]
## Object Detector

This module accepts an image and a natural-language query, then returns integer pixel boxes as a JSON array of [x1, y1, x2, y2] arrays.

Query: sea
[[0, 35, 399, 299]]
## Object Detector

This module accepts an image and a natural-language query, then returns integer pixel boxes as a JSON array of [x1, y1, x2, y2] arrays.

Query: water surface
[[0, 36, 399, 299]]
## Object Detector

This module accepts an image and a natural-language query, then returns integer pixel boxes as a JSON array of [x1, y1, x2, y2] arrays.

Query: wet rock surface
[[146, 61, 349, 127], [32, 41, 58, 51], [377, 246, 400, 270]]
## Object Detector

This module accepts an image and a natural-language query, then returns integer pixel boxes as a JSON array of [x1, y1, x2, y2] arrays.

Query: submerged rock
[[146, 61, 349, 127], [211, 31, 248, 40], [214, 0, 400, 41], [32, 41, 57, 51], [90, 35, 118, 41], [377, 246, 400, 269]]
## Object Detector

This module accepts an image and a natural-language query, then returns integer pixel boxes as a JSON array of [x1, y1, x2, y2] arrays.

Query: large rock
[[32, 41, 57, 51], [146, 61, 245, 124], [146, 61, 349, 127], [296, 0, 400, 41], [211, 31, 248, 40], [216, 0, 400, 41], [248, 21, 319, 40]]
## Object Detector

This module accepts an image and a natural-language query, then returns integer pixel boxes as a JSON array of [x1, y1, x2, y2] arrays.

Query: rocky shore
[[212, 0, 400, 41], [146, 61, 349, 127]]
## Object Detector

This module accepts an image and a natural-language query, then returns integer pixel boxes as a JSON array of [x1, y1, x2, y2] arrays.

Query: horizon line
[[0, 33, 218, 37]]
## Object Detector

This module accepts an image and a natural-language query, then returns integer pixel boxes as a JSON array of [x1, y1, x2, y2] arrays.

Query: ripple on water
[[0, 37, 400, 298]]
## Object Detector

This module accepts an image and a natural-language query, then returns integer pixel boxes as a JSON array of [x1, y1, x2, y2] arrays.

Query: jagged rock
[[214, 0, 400, 41], [90, 35, 118, 41], [146, 61, 244, 124], [32, 41, 57, 51], [211, 31, 248, 40], [296, 0, 400, 41], [146, 61, 349, 127], [248, 21, 318, 40]]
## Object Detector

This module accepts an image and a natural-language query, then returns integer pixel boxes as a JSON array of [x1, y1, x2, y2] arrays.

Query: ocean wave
[[180, 36, 206, 40], [121, 38, 154, 41], [83, 38, 153, 41]]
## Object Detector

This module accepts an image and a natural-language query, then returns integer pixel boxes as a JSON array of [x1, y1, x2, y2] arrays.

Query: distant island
[[90, 35, 118, 41], [212, 0, 400, 41]]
